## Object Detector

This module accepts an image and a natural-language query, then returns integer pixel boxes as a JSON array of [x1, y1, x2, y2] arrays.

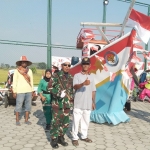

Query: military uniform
[[48, 70, 74, 139]]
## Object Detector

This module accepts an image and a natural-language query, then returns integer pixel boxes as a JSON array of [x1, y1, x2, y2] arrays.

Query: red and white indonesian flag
[[133, 44, 143, 52], [126, 9, 150, 44]]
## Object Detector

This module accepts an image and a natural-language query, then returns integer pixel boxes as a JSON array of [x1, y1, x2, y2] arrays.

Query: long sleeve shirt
[[48, 70, 74, 109], [37, 79, 51, 104], [13, 69, 34, 93]]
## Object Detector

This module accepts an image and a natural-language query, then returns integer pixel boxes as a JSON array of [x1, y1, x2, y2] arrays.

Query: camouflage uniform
[[48, 70, 73, 139]]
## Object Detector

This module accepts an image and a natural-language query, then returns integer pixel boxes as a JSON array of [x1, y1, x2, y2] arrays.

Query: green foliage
[[0, 63, 12, 69], [5, 64, 10, 68], [31, 67, 37, 74], [10, 66, 16, 68], [0, 69, 43, 86], [38, 62, 47, 69], [0, 69, 8, 85]]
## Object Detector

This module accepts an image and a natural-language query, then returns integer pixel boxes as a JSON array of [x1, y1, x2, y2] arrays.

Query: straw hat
[[16, 56, 32, 66]]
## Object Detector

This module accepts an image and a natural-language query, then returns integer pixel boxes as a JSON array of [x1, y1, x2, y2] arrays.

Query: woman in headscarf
[[38, 69, 52, 131]]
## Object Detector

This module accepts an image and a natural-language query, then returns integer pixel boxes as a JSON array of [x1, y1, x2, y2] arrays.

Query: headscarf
[[61, 58, 71, 64], [43, 69, 52, 82]]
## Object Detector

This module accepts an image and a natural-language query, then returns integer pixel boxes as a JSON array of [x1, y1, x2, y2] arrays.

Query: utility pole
[[47, 0, 52, 69], [102, 0, 109, 34]]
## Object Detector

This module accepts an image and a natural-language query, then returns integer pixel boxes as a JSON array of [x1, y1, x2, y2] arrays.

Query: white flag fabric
[[110, 72, 116, 82], [131, 54, 141, 63], [126, 9, 150, 44]]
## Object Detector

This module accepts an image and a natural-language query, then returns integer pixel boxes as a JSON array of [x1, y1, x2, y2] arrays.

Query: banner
[[69, 30, 137, 125]]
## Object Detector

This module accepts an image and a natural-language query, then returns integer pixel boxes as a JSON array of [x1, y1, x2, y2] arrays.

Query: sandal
[[72, 140, 79, 146], [16, 122, 21, 126], [81, 138, 92, 143], [24, 121, 32, 125]]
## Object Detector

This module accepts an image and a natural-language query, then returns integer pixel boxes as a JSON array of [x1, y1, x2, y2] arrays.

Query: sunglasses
[[63, 64, 71, 67], [82, 63, 90, 65]]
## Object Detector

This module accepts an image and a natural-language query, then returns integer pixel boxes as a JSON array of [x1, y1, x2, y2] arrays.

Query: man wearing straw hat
[[13, 56, 34, 126]]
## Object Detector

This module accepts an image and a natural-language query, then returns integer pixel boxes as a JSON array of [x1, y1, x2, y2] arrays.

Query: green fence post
[[47, 0, 52, 69]]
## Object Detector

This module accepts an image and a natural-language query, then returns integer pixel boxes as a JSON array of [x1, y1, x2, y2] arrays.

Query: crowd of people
[[12, 56, 96, 149], [124, 66, 150, 111], [11, 54, 150, 149]]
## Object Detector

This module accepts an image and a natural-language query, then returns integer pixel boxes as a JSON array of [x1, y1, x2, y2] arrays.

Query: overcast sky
[[0, 0, 149, 66]]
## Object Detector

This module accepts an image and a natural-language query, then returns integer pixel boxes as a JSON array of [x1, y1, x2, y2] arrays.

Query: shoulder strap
[[17, 68, 31, 87]]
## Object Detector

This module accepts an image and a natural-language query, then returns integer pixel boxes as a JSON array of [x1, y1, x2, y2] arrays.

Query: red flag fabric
[[126, 9, 150, 44]]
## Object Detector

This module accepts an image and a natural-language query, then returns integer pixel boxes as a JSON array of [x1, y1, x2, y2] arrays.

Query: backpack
[[139, 72, 146, 83]]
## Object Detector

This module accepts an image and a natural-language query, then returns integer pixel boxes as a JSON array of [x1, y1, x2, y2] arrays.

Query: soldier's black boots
[[51, 138, 59, 149], [58, 136, 68, 146]]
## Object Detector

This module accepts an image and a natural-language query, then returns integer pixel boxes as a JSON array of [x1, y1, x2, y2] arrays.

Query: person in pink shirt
[[139, 74, 150, 102]]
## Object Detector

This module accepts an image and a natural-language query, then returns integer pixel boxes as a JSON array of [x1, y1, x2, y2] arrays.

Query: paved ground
[[0, 98, 150, 150]]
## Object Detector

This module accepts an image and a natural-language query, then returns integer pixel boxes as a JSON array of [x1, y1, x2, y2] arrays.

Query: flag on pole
[[126, 9, 150, 44]]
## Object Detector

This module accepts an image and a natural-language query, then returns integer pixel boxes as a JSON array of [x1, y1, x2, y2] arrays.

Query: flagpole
[[118, 0, 135, 37], [102, 0, 108, 34]]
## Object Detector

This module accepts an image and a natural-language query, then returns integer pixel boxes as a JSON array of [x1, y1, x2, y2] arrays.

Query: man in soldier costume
[[48, 58, 73, 149]]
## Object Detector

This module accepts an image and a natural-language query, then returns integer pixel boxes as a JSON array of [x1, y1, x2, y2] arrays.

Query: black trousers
[[125, 101, 131, 111]]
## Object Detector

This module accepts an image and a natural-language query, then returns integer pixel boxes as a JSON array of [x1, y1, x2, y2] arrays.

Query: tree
[[10, 66, 15, 68], [5, 64, 10, 69], [1, 63, 5, 68], [38, 62, 47, 69], [30, 67, 37, 74]]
